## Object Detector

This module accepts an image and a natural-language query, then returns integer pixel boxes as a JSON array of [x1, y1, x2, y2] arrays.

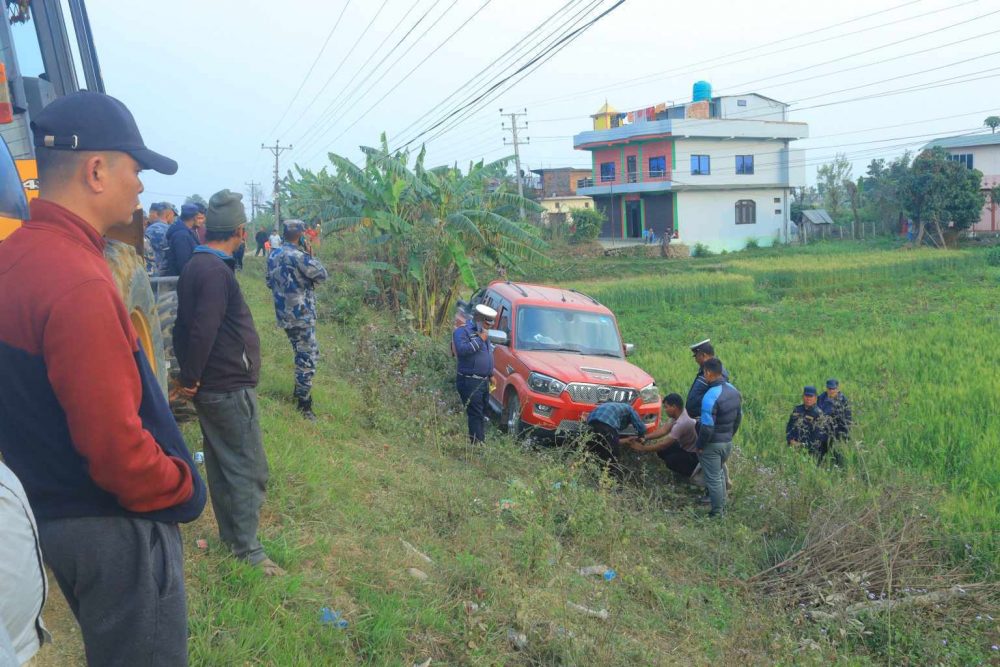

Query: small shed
[[799, 209, 835, 241]]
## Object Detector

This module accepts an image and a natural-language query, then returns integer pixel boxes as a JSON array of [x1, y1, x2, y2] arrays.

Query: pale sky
[[21, 0, 998, 210]]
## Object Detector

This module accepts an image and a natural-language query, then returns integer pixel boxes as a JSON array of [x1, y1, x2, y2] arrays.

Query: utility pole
[[245, 181, 261, 220], [501, 108, 529, 220], [262, 141, 292, 231]]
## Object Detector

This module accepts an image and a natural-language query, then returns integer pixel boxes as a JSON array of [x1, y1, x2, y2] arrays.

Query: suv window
[[515, 306, 622, 358]]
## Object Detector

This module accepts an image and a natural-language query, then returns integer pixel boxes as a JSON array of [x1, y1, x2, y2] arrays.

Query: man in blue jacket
[[453, 304, 497, 443], [165, 202, 201, 276], [695, 358, 742, 517]]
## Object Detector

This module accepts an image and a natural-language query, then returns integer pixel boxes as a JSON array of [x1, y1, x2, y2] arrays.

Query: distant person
[[266, 219, 329, 420], [161, 201, 177, 225], [686, 339, 729, 422], [0, 462, 50, 666], [786, 385, 833, 464], [174, 189, 284, 576], [305, 223, 319, 248], [268, 228, 282, 253], [694, 358, 742, 517], [623, 393, 698, 478], [585, 400, 647, 481], [452, 304, 497, 443], [817, 378, 852, 441], [0, 90, 205, 665], [192, 201, 207, 244], [254, 228, 269, 256], [165, 202, 201, 275], [144, 201, 169, 276]]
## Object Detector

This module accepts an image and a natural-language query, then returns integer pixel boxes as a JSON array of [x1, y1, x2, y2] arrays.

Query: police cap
[[803, 385, 817, 397], [826, 378, 839, 389], [30, 91, 178, 175], [283, 219, 306, 233], [690, 339, 713, 356], [474, 304, 497, 322]]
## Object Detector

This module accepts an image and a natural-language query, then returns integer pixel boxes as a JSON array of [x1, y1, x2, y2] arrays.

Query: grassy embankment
[[35, 240, 998, 666]]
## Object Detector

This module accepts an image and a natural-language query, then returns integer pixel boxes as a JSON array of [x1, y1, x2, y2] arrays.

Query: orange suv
[[456, 281, 661, 438]]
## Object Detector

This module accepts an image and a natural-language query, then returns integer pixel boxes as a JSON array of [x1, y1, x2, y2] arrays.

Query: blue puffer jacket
[[695, 379, 742, 449]]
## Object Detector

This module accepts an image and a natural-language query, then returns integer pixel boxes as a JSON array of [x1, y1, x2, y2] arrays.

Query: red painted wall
[[643, 140, 671, 182], [593, 147, 621, 185]]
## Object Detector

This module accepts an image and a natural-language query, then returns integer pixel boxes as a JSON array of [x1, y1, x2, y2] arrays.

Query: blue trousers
[[700, 440, 733, 516], [456, 375, 490, 443]]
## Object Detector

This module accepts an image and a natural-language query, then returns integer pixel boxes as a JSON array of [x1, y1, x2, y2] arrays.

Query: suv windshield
[[515, 306, 623, 357]]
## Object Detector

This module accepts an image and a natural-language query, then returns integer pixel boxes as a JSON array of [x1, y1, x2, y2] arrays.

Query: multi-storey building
[[573, 82, 808, 251], [924, 133, 1000, 233]]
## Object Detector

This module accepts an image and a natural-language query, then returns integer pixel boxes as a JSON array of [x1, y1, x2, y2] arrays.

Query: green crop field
[[34, 241, 999, 666]]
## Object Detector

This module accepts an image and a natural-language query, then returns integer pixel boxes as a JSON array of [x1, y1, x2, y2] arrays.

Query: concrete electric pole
[[245, 181, 261, 220], [501, 108, 529, 220], [262, 141, 292, 231]]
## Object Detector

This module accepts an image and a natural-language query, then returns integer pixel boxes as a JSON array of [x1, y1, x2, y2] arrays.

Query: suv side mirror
[[488, 329, 509, 346], [624, 343, 635, 357]]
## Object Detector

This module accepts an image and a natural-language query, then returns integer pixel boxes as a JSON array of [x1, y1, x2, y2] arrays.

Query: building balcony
[[577, 180, 678, 197]]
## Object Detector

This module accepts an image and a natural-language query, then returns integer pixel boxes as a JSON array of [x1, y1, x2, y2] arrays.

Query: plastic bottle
[[577, 564, 608, 576], [193, 451, 204, 464], [603, 569, 617, 581]]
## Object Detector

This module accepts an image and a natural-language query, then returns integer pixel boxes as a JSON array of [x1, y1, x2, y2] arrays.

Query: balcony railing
[[626, 172, 637, 183], [648, 169, 666, 178], [577, 177, 594, 188]]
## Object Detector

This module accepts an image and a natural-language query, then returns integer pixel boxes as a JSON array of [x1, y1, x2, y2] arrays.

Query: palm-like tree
[[985, 116, 1000, 134], [286, 135, 545, 334]]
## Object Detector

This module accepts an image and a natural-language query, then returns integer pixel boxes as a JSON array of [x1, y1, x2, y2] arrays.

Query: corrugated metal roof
[[802, 209, 834, 225], [922, 133, 1000, 150]]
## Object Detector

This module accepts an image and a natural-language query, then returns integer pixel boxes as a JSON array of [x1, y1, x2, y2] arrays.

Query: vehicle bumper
[[519, 392, 661, 437]]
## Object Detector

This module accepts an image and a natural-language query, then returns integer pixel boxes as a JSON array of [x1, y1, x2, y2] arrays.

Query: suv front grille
[[565, 383, 637, 405]]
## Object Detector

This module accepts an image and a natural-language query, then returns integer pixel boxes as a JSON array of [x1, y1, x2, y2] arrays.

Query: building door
[[626, 155, 637, 183], [626, 200, 642, 238]]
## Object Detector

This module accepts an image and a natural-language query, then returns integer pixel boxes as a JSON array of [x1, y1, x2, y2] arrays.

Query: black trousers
[[456, 375, 490, 443], [39, 516, 188, 667], [586, 421, 627, 480], [254, 243, 265, 257], [657, 446, 699, 477]]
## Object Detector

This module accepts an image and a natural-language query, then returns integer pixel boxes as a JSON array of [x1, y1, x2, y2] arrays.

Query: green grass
[[36, 240, 1000, 666]]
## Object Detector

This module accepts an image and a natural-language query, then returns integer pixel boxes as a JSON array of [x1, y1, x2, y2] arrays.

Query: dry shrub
[[749, 485, 998, 618]]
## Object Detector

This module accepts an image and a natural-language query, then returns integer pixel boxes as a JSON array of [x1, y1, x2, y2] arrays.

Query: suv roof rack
[[506, 281, 529, 297], [569, 289, 601, 306]]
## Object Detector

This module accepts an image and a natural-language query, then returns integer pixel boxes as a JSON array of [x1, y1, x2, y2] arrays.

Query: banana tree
[[288, 135, 545, 334]]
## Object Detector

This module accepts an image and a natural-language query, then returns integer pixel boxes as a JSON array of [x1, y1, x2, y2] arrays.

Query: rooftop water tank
[[692, 80, 712, 102]]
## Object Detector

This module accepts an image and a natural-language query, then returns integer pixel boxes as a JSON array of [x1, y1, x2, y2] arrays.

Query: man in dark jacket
[[686, 339, 729, 422], [165, 202, 201, 276], [695, 358, 742, 516], [254, 228, 269, 256], [818, 378, 852, 441], [174, 189, 284, 576], [0, 91, 205, 665], [787, 386, 835, 465]]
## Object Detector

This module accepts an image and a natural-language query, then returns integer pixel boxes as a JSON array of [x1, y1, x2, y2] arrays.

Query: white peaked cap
[[474, 304, 498, 320]]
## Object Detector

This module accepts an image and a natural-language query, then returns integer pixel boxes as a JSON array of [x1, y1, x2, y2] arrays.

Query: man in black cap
[[0, 91, 205, 666], [685, 339, 729, 422], [817, 378, 850, 465], [786, 386, 833, 464], [174, 189, 284, 577]]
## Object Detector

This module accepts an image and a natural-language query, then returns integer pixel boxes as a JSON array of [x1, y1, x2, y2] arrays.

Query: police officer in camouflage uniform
[[266, 219, 329, 420], [144, 202, 169, 276], [786, 386, 835, 465]]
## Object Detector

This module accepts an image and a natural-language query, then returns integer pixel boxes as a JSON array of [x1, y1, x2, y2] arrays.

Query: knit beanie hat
[[205, 189, 247, 233]]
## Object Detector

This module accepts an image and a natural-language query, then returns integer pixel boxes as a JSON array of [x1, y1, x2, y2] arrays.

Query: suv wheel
[[502, 391, 523, 436]]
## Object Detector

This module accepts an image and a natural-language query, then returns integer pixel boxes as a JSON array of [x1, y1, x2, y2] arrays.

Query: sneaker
[[257, 558, 287, 577]]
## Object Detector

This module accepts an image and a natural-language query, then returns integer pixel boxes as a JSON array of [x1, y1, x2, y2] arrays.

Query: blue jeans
[[456, 375, 490, 443], [699, 441, 733, 515]]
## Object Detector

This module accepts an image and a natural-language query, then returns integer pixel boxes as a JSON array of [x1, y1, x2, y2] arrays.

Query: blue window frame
[[648, 155, 666, 178], [736, 155, 754, 175], [600, 161, 616, 182], [690, 154, 710, 175]]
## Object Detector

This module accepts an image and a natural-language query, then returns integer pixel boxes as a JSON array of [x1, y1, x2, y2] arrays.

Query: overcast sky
[[20, 0, 998, 210]]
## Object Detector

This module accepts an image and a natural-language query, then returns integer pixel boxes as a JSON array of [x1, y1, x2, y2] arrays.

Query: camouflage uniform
[[144, 220, 170, 276], [266, 240, 329, 400]]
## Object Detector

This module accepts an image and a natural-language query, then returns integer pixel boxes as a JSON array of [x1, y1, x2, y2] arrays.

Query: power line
[[267, 0, 353, 138], [292, 0, 433, 150], [526, 0, 979, 109], [389, 0, 588, 147], [298, 0, 488, 163], [399, 1, 626, 156], [282, 0, 393, 138]]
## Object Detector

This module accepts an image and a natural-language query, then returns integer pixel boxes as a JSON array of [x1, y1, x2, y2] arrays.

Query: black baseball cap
[[30, 91, 178, 175]]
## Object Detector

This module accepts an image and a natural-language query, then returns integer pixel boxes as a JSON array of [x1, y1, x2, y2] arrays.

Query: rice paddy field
[[570, 245, 1000, 563]]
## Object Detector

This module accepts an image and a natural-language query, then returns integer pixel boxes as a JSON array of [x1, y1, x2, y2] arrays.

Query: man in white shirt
[[0, 462, 50, 665]]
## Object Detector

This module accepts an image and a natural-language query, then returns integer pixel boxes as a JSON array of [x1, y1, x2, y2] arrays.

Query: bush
[[691, 242, 714, 257], [744, 237, 760, 251], [986, 247, 1000, 267], [569, 207, 604, 244]]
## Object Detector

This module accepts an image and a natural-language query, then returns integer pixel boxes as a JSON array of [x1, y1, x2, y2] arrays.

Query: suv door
[[491, 296, 514, 407]]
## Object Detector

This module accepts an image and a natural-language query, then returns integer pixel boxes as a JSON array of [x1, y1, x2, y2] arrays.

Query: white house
[[924, 133, 1000, 233], [573, 82, 808, 251]]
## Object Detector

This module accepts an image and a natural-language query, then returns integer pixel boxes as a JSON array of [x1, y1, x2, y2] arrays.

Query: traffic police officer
[[686, 339, 729, 422], [453, 304, 496, 443], [265, 219, 329, 420], [786, 386, 833, 464]]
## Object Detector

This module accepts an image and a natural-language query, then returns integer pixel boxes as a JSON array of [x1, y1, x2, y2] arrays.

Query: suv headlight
[[639, 382, 660, 404], [528, 372, 567, 396]]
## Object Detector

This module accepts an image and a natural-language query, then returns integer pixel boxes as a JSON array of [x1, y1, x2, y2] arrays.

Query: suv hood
[[516, 350, 654, 388]]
